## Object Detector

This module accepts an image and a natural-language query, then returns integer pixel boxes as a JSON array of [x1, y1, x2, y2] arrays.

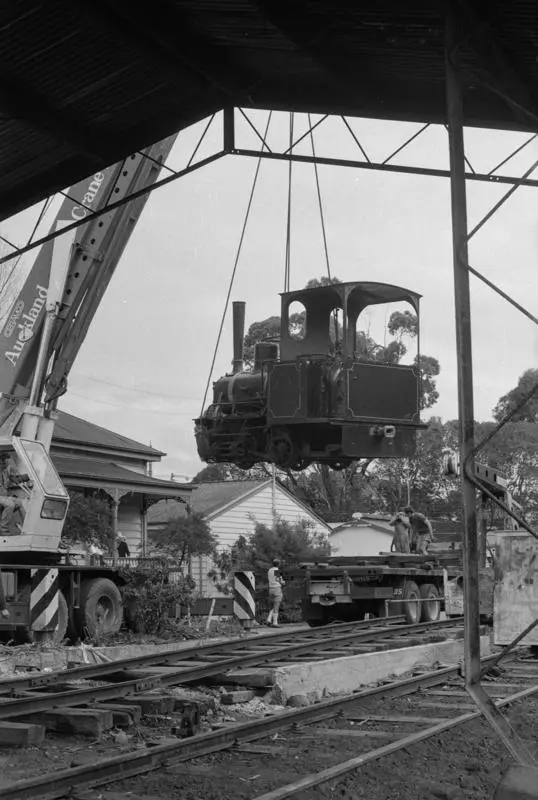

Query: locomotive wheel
[[330, 460, 352, 471], [269, 430, 298, 469]]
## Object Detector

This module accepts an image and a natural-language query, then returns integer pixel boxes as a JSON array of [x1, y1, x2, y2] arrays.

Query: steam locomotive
[[195, 281, 424, 471]]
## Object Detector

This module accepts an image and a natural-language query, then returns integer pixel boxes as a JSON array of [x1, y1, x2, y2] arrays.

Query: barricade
[[233, 571, 256, 629]]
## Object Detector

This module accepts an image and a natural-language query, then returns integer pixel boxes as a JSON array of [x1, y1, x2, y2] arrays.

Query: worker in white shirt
[[266, 558, 285, 627]]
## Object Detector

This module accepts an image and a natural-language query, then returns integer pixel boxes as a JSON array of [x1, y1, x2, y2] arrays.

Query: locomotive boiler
[[195, 281, 424, 471]]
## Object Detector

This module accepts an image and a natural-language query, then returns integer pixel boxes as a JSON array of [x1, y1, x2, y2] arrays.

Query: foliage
[[148, 512, 218, 567], [192, 462, 270, 483], [493, 369, 538, 423], [120, 564, 196, 636], [211, 519, 330, 624], [211, 519, 330, 589], [61, 491, 112, 550]]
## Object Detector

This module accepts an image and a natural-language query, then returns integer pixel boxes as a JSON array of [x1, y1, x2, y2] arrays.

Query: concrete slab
[[270, 635, 491, 702], [0, 623, 308, 677]]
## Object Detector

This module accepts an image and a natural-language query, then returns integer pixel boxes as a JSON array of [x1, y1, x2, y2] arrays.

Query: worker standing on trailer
[[405, 506, 434, 555], [389, 513, 411, 553], [266, 558, 285, 628]]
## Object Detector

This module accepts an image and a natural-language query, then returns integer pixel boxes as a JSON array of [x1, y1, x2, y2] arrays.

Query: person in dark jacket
[[404, 506, 434, 554], [117, 533, 130, 558]]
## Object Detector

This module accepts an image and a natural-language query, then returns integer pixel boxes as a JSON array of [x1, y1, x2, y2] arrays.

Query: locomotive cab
[[195, 281, 425, 471]]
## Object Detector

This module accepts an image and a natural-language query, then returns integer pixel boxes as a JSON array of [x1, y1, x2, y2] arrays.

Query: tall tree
[[493, 369, 538, 423], [192, 462, 269, 483]]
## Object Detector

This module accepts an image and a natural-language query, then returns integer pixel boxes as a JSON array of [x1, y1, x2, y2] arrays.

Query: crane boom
[[0, 136, 176, 430], [0, 134, 177, 557]]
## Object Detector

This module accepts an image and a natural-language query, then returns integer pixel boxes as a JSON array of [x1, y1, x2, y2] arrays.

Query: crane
[[0, 136, 176, 642]]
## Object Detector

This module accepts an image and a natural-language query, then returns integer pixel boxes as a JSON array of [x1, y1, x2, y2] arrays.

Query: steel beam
[[445, 6, 536, 766], [231, 148, 538, 189]]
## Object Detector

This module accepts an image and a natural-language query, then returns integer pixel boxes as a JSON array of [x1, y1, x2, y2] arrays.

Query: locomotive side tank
[[195, 282, 424, 471]]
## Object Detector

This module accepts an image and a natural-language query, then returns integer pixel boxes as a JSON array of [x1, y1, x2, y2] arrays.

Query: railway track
[[0, 616, 463, 722], [1, 648, 536, 800]]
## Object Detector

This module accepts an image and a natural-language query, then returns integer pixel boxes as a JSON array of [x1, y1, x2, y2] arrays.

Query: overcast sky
[[1, 111, 537, 481]]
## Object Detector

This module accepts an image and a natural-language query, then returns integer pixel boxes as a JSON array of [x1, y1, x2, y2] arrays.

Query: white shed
[[330, 515, 394, 558]]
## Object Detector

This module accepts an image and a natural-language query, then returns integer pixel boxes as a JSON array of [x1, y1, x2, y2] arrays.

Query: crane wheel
[[77, 578, 123, 640], [15, 587, 69, 645], [419, 583, 441, 622], [402, 580, 421, 624]]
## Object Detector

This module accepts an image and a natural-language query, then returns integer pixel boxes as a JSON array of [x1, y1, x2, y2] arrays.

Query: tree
[[192, 462, 270, 483], [493, 369, 538, 423], [61, 491, 112, 550], [148, 512, 218, 567], [371, 417, 455, 517], [215, 518, 330, 577]]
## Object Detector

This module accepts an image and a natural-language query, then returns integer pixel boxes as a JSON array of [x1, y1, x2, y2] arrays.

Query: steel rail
[[252, 682, 538, 800], [0, 618, 463, 719], [0, 652, 501, 800], [0, 615, 407, 692]]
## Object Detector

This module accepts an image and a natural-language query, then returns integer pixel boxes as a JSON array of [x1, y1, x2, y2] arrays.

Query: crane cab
[[0, 437, 69, 555]]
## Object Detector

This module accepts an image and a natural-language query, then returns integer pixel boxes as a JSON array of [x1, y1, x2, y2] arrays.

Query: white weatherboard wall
[[191, 483, 330, 597], [209, 483, 328, 548]]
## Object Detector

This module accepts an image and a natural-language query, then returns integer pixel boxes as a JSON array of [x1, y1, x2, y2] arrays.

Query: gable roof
[[53, 411, 164, 458], [147, 479, 331, 531], [147, 480, 268, 525]]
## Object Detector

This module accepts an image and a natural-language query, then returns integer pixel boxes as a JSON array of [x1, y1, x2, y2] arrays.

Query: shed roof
[[1, 1, 537, 220], [53, 411, 164, 459]]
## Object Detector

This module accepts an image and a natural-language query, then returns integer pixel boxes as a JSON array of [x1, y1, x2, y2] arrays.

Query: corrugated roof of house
[[53, 411, 164, 457], [54, 454, 192, 496], [148, 480, 268, 524]]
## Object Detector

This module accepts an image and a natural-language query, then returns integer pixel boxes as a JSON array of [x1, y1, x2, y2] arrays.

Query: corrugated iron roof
[[1, 1, 538, 220], [53, 411, 164, 458], [54, 454, 192, 496]]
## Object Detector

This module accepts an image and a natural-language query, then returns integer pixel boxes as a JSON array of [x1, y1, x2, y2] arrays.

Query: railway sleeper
[[15, 707, 114, 738]]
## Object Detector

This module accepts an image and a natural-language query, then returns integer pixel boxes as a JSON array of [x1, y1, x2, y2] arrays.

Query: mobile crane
[[0, 135, 176, 643]]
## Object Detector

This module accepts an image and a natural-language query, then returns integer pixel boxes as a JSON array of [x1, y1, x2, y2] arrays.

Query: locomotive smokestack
[[232, 301, 246, 373]]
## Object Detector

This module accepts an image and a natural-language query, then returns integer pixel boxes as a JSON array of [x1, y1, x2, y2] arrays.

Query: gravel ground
[[1, 661, 536, 799]]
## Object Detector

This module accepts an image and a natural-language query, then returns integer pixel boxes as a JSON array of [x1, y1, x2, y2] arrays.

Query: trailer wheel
[[77, 578, 123, 639], [402, 580, 421, 624], [419, 583, 441, 622]]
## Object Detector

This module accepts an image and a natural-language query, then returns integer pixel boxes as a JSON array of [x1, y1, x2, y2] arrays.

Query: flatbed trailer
[[286, 554, 453, 627]]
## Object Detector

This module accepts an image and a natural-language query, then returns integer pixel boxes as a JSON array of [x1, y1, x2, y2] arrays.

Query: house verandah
[[51, 411, 192, 557]]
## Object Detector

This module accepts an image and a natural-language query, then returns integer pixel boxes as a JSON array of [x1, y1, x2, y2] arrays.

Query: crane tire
[[53, 590, 69, 644], [77, 578, 123, 639], [419, 583, 441, 622], [402, 580, 421, 624], [17, 588, 69, 645]]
